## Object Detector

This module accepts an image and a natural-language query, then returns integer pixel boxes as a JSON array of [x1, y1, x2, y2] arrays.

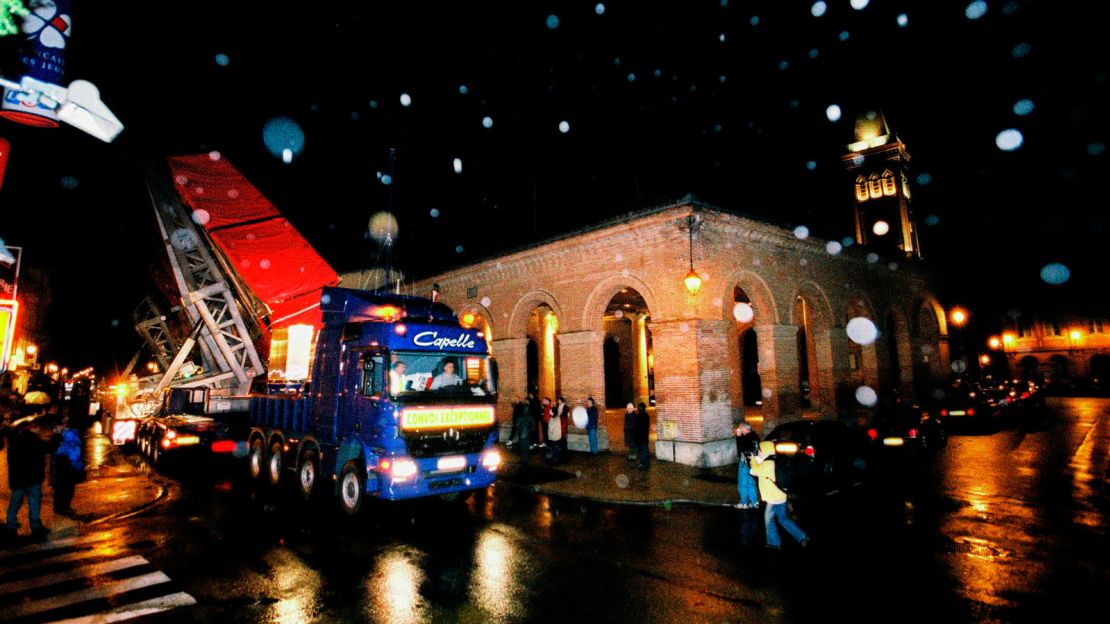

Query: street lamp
[[949, 307, 968, 328], [683, 214, 702, 295]]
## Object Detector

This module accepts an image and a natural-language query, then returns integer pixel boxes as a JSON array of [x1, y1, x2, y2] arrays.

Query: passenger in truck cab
[[430, 360, 462, 390]]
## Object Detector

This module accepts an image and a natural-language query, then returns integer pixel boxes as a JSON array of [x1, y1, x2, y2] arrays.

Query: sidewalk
[[0, 430, 165, 539], [497, 442, 741, 508]]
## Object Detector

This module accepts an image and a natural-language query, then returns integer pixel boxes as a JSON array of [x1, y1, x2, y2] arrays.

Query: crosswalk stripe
[[0, 532, 114, 559], [0, 543, 130, 577], [7, 571, 171, 618], [50, 591, 198, 624], [0, 554, 148, 596]]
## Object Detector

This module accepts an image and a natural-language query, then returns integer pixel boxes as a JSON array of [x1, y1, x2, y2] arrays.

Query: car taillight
[[867, 428, 878, 440], [908, 428, 919, 438], [940, 409, 949, 416], [211, 440, 237, 453], [967, 408, 975, 416], [804, 445, 816, 458]]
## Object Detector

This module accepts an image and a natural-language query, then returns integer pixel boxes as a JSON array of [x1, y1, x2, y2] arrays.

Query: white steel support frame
[[132, 296, 180, 372], [146, 170, 265, 395]]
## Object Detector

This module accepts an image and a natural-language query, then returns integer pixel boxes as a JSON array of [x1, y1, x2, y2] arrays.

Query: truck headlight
[[480, 450, 501, 471]]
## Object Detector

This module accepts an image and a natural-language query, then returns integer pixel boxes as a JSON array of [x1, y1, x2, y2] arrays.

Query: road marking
[[0, 554, 148, 596], [0, 532, 114, 559], [8, 571, 171, 618], [0, 543, 131, 577], [51, 592, 198, 624]]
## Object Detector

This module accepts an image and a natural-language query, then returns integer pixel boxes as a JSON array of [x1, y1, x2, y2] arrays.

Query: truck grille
[[403, 427, 492, 458]]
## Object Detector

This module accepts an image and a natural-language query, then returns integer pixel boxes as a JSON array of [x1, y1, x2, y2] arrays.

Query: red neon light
[[0, 299, 18, 372]]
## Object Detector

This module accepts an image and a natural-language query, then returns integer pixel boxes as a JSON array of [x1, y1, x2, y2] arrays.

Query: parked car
[[928, 383, 1003, 431], [864, 402, 947, 454], [764, 420, 873, 496]]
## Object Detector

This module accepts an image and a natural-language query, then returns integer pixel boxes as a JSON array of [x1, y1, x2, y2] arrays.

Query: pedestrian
[[507, 396, 525, 448], [623, 402, 636, 461], [585, 397, 600, 455], [3, 410, 58, 541], [544, 398, 564, 463], [552, 397, 570, 463], [50, 414, 86, 517], [734, 422, 761, 509], [531, 393, 547, 449], [750, 440, 809, 551], [517, 396, 534, 463], [633, 402, 651, 470]]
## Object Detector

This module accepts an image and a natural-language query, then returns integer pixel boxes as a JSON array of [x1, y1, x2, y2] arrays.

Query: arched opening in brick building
[[1048, 355, 1070, 384], [730, 287, 761, 407], [1019, 356, 1040, 383], [1090, 355, 1110, 389], [525, 304, 561, 400], [881, 312, 902, 401], [602, 288, 653, 409], [913, 301, 942, 401]]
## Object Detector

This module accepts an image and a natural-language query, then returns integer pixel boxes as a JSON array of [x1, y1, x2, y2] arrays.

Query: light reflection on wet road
[[115, 397, 1107, 623]]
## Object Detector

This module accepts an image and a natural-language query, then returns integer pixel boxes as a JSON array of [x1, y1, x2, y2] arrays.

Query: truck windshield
[[388, 352, 496, 398]]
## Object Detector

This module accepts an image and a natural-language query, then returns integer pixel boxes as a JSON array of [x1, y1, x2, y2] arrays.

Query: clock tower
[[841, 110, 922, 259]]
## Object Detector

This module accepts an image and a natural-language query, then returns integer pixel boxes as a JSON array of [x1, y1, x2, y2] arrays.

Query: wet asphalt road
[[93, 397, 1109, 623]]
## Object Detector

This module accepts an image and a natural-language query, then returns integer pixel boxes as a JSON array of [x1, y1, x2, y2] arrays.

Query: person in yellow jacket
[[750, 440, 809, 550]]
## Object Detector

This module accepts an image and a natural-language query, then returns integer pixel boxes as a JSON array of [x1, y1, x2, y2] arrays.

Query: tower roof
[[848, 110, 899, 153]]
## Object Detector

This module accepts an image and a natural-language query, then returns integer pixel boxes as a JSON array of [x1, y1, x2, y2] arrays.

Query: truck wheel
[[248, 438, 265, 481], [298, 449, 320, 501], [268, 442, 285, 486], [339, 462, 365, 516]]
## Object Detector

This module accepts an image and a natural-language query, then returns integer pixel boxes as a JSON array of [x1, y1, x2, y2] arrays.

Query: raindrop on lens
[[826, 104, 842, 122], [595, 3, 605, 15], [263, 116, 305, 160], [60, 176, 79, 189], [482, 116, 493, 128], [215, 53, 230, 66], [1040, 263, 1070, 285], [458, 85, 468, 95], [794, 225, 810, 239], [559, 121, 570, 133], [856, 386, 878, 407], [481, 296, 491, 307], [400, 93, 412, 107], [750, 16, 760, 26], [806, 161, 817, 171], [826, 241, 842, 255], [916, 172, 932, 185], [925, 215, 940, 226], [260, 259, 271, 270], [367, 212, 399, 242], [733, 302, 754, 323], [851, 0, 870, 9], [456, 245, 464, 254], [1088, 142, 1106, 156], [866, 253, 879, 264], [430, 208, 440, 218], [192, 209, 211, 226], [1012, 42, 1031, 58], [381, 174, 392, 186], [811, 2, 827, 17], [1013, 99, 1034, 116], [546, 14, 559, 29], [453, 158, 463, 174], [839, 31, 850, 42], [847, 318, 879, 345], [321, 294, 332, 305], [965, 1, 988, 20], [897, 14, 909, 27], [996, 129, 1024, 152], [841, 237, 854, 247]]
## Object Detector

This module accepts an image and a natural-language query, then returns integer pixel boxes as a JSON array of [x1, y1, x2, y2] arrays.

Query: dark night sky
[[0, 1, 1106, 373]]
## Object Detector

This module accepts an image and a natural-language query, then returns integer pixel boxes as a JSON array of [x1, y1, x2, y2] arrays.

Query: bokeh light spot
[[546, 14, 559, 29], [595, 3, 605, 15], [215, 53, 229, 66], [430, 208, 440, 218], [826, 241, 842, 255], [965, 1, 988, 20], [262, 116, 305, 161], [733, 302, 754, 323], [855, 386, 878, 407], [826, 104, 842, 122], [794, 225, 810, 239], [897, 13, 909, 27], [811, 2, 827, 17], [559, 120, 570, 133], [851, 0, 870, 9], [1013, 99, 1034, 116], [1040, 263, 1070, 285], [482, 116, 493, 128], [847, 318, 878, 345], [916, 172, 932, 185], [995, 128, 1024, 151], [453, 158, 463, 174]]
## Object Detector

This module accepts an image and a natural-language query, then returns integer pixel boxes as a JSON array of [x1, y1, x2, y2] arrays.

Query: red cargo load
[[166, 154, 338, 329]]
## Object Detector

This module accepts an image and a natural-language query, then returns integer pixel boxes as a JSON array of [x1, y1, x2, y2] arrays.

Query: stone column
[[537, 309, 558, 401], [557, 329, 610, 451], [651, 319, 736, 467], [814, 327, 853, 419], [492, 337, 528, 439], [754, 323, 803, 433], [628, 313, 651, 406]]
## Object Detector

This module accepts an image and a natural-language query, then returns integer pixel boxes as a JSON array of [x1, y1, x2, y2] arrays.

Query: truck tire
[[268, 441, 285, 486], [249, 438, 266, 481], [298, 449, 320, 501], [439, 491, 472, 504], [339, 462, 365, 516]]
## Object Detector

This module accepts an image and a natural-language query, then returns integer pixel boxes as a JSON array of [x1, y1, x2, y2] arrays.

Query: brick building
[[342, 198, 949, 467], [341, 112, 950, 467]]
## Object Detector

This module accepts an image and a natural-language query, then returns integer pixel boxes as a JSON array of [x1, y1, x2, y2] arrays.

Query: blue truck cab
[[247, 287, 501, 514]]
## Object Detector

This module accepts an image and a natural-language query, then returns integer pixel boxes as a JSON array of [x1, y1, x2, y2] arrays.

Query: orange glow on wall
[[0, 299, 18, 372]]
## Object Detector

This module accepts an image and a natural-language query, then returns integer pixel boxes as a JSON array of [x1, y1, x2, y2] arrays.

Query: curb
[[496, 473, 737, 509], [81, 438, 173, 526]]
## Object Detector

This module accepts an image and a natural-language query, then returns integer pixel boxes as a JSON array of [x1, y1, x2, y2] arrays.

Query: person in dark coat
[[634, 402, 651, 469], [4, 415, 57, 540], [585, 397, 600, 455], [528, 392, 544, 449], [507, 396, 525, 448], [50, 415, 85, 516], [623, 402, 637, 461], [517, 396, 534, 463]]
